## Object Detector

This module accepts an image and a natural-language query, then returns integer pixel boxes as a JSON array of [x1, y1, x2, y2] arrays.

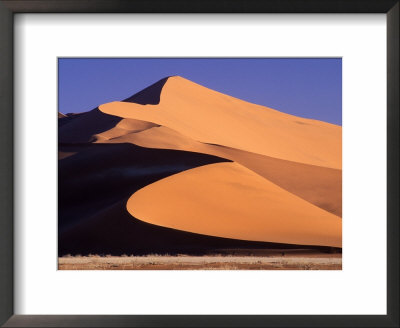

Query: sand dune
[[127, 162, 341, 247], [99, 76, 341, 169], [58, 75, 342, 255]]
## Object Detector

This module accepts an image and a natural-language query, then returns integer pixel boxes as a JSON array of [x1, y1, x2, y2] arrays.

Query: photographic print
[[58, 58, 342, 270]]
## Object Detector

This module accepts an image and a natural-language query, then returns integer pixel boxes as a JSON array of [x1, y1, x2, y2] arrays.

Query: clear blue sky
[[58, 58, 342, 125]]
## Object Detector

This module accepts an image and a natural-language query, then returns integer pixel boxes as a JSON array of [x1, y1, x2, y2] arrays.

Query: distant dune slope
[[127, 162, 341, 248], [59, 108, 121, 143], [58, 75, 342, 254]]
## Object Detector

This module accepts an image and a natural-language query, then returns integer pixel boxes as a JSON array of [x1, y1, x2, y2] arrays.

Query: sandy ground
[[58, 254, 342, 270]]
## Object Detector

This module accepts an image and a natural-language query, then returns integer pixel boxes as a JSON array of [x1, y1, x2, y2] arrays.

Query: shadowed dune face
[[58, 112, 84, 127], [58, 75, 342, 255], [59, 108, 122, 143], [123, 77, 169, 105]]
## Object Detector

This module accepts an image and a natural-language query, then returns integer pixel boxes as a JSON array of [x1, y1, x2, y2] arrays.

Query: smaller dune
[[128, 162, 342, 247]]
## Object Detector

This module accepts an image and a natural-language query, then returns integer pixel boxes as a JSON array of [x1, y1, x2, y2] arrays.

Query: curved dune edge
[[99, 124, 342, 217], [99, 76, 341, 169], [93, 118, 159, 142], [127, 162, 342, 248]]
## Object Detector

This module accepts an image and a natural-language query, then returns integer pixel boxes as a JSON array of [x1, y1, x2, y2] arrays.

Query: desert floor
[[58, 251, 342, 270]]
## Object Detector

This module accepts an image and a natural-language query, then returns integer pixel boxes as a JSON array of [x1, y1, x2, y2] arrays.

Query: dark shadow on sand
[[58, 108, 122, 143], [123, 77, 169, 105]]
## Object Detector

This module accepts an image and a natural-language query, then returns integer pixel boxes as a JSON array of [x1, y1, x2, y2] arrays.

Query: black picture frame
[[0, 1, 398, 327]]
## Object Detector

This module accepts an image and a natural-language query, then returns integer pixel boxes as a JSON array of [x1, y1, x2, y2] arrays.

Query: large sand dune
[[99, 76, 341, 169], [58, 75, 342, 255]]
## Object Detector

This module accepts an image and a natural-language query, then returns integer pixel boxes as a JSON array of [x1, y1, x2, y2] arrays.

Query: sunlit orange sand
[[128, 162, 341, 247], [58, 76, 342, 255]]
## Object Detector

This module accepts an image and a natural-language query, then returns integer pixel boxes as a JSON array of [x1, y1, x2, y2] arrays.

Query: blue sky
[[58, 58, 342, 125]]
